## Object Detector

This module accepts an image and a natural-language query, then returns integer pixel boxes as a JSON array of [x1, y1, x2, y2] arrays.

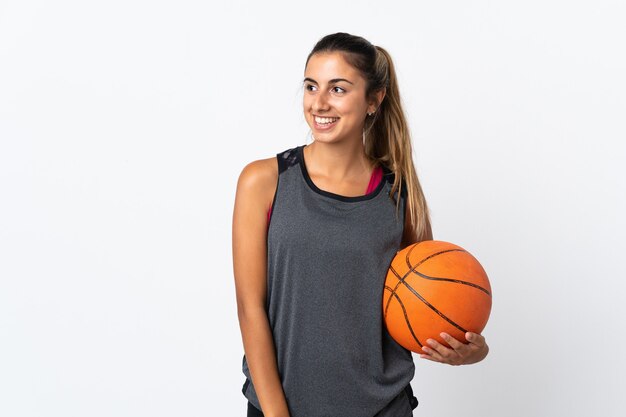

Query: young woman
[[232, 32, 489, 417]]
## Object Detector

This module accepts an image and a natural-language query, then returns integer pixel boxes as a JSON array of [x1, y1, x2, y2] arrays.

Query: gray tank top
[[241, 144, 415, 416]]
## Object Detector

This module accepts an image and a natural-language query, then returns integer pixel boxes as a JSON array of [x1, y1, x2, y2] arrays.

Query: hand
[[420, 332, 489, 366]]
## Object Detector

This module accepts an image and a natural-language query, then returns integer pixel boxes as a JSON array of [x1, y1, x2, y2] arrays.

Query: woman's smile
[[313, 115, 340, 130]]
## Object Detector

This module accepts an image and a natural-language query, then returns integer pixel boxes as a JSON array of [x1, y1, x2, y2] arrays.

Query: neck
[[304, 140, 375, 181]]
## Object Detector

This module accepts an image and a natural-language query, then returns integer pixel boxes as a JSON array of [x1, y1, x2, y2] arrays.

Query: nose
[[313, 89, 330, 113]]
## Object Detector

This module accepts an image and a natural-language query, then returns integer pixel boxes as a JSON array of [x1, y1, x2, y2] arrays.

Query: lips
[[313, 117, 339, 130], [313, 115, 339, 131]]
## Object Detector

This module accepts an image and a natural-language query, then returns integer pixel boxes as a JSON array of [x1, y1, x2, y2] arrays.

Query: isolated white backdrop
[[1, 1, 624, 416]]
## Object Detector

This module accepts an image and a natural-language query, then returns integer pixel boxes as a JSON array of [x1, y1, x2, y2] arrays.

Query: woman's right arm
[[232, 158, 290, 417]]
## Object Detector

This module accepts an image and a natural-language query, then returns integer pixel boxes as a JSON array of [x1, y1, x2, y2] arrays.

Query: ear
[[368, 88, 386, 112], [376, 88, 386, 106]]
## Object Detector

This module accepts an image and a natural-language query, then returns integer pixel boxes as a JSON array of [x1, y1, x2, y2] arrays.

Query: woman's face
[[303, 52, 374, 144]]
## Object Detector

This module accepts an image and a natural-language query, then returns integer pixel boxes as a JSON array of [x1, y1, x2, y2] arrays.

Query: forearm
[[238, 306, 290, 417]]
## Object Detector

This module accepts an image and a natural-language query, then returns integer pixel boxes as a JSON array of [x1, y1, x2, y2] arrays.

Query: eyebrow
[[303, 77, 354, 85]]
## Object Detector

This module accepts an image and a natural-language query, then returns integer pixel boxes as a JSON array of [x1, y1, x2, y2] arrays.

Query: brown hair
[[305, 32, 432, 242]]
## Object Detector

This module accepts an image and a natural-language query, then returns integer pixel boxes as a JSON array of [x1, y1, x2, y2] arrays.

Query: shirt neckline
[[297, 144, 387, 202]]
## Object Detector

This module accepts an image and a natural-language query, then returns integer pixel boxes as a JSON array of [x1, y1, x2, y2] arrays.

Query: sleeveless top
[[266, 161, 383, 224], [241, 144, 414, 417]]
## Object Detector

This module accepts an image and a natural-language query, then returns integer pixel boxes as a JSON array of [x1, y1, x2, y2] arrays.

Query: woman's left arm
[[401, 194, 489, 365], [420, 332, 489, 365]]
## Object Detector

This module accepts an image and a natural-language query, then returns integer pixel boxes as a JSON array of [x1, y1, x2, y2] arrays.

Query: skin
[[233, 158, 288, 417], [233, 51, 487, 417], [302, 51, 421, 249], [421, 332, 489, 365], [300, 51, 385, 194], [302, 52, 489, 365]]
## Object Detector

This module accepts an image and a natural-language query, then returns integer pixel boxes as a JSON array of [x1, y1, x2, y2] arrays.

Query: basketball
[[382, 240, 492, 353]]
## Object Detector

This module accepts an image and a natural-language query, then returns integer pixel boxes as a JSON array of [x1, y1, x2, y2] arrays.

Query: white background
[[1, 1, 625, 416]]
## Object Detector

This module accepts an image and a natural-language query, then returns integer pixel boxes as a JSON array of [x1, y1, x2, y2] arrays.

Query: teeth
[[315, 116, 339, 124]]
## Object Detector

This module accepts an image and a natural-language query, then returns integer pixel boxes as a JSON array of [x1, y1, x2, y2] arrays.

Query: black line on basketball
[[383, 244, 455, 309], [405, 245, 491, 296], [387, 264, 469, 334], [412, 269, 491, 296], [406, 245, 466, 269], [389, 266, 467, 333], [384, 285, 423, 348]]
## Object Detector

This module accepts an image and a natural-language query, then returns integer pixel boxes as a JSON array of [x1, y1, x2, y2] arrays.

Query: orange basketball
[[382, 240, 492, 353]]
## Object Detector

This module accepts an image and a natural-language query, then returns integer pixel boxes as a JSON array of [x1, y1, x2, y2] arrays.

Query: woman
[[232, 32, 489, 417]]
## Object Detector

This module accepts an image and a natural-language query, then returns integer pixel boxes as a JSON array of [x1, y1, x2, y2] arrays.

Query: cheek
[[333, 100, 358, 115], [343, 98, 367, 114]]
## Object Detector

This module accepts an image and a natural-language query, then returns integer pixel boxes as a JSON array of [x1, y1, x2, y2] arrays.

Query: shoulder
[[236, 156, 278, 207], [238, 156, 277, 184]]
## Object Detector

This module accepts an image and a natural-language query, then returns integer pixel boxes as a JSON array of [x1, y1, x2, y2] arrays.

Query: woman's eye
[[304, 84, 345, 93]]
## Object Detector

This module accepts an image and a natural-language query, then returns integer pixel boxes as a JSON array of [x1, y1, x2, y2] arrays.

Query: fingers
[[422, 336, 462, 365], [419, 351, 440, 362], [420, 344, 445, 363], [441, 332, 466, 351], [465, 332, 486, 347], [420, 332, 489, 365]]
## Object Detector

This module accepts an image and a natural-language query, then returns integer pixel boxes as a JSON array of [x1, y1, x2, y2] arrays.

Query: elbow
[[236, 299, 268, 322]]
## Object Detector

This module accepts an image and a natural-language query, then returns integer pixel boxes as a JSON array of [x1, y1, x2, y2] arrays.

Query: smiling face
[[303, 52, 376, 144]]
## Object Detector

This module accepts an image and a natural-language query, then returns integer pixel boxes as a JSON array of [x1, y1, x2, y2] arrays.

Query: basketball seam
[[383, 284, 424, 348], [383, 243, 492, 349], [387, 263, 469, 335]]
